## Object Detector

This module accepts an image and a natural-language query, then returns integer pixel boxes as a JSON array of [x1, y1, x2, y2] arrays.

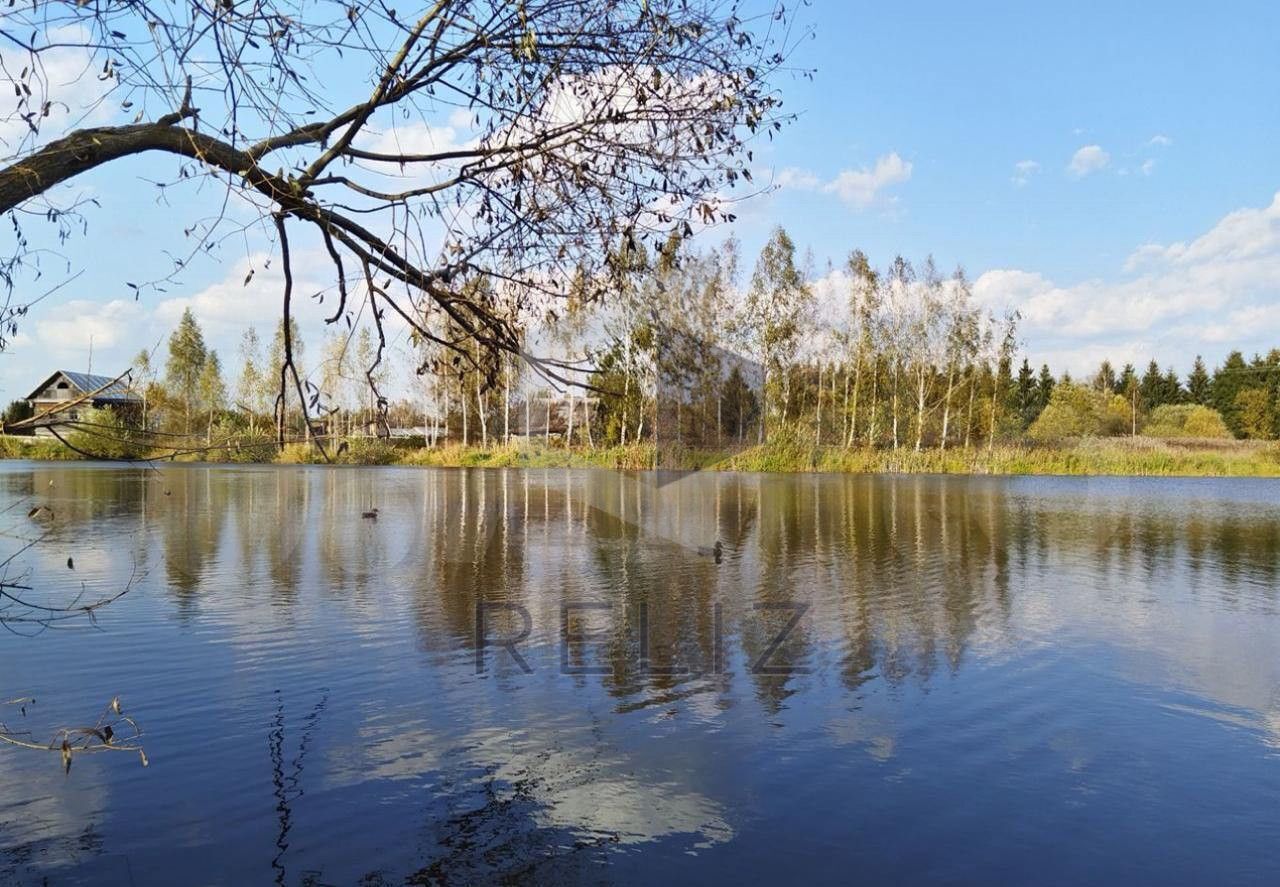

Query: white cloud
[[823, 153, 913, 208], [775, 167, 820, 190], [975, 191, 1280, 373], [447, 107, 476, 131], [1067, 145, 1110, 178], [32, 298, 145, 356], [774, 153, 912, 209], [1141, 159, 1156, 176], [1147, 134, 1173, 148], [365, 120, 475, 161], [1012, 160, 1040, 187], [154, 253, 316, 336]]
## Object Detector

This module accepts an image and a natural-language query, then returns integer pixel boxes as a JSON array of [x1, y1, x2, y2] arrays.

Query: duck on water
[[697, 540, 724, 564]]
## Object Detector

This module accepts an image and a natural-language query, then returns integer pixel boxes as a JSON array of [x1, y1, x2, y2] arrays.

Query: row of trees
[[127, 309, 400, 446], [578, 225, 1279, 449], [592, 228, 1020, 452], [37, 229, 1280, 454], [1013, 351, 1280, 441]]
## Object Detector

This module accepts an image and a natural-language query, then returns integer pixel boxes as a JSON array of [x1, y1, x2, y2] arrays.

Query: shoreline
[[4, 436, 1279, 478]]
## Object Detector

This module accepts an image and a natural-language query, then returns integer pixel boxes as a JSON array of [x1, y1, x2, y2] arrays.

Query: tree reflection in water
[[1, 465, 1278, 884]]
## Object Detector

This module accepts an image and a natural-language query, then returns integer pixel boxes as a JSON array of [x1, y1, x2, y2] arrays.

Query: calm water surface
[[1, 463, 1278, 885]]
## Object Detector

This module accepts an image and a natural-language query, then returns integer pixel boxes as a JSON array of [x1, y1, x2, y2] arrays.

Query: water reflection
[[1, 465, 1278, 884]]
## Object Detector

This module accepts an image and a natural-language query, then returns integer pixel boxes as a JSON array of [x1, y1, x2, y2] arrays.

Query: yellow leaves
[[518, 27, 539, 61]]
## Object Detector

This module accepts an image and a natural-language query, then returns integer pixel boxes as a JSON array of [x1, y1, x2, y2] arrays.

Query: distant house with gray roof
[[23, 370, 142, 436]]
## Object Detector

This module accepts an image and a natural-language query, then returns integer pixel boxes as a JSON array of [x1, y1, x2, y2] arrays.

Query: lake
[[1, 463, 1278, 885]]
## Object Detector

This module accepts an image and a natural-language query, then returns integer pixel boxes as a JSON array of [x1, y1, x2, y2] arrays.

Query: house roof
[[26, 370, 141, 404]]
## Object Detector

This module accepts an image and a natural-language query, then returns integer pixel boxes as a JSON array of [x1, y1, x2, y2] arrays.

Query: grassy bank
[[4, 433, 1280, 477], [398, 437, 1280, 477]]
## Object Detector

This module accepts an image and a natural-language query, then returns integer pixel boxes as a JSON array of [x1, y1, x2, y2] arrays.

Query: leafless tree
[[1, 0, 806, 445]]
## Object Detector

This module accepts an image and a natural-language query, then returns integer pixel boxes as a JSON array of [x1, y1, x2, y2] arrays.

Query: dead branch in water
[[0, 520, 146, 771], [1, 696, 147, 773]]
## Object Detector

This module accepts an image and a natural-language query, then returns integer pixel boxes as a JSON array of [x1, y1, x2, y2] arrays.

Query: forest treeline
[[5, 226, 1279, 461], [586, 227, 1280, 449]]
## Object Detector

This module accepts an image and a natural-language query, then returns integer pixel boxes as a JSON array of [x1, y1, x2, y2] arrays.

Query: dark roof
[[26, 370, 141, 403]]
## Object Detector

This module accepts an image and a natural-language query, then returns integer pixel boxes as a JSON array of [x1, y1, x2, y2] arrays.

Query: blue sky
[[3, 0, 1280, 401]]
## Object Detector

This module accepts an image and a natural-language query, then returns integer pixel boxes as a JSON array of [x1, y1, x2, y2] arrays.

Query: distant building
[[23, 370, 142, 436], [510, 395, 598, 439]]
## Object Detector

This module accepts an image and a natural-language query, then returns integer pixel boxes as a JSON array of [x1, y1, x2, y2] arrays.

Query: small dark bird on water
[[697, 540, 724, 564], [362, 508, 379, 520]]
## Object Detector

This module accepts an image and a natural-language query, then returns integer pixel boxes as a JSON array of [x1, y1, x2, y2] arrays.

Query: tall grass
[[4, 432, 1279, 477], [396, 436, 1280, 478]]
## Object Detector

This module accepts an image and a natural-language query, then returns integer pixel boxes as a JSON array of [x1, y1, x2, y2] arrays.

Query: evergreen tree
[[1015, 358, 1038, 429], [1263, 350, 1280, 438], [1161, 367, 1183, 405], [1186, 356, 1210, 405], [1093, 360, 1117, 393], [166, 308, 208, 435], [1118, 363, 1137, 394], [1139, 360, 1164, 409], [1036, 364, 1055, 415], [1211, 351, 1249, 434]]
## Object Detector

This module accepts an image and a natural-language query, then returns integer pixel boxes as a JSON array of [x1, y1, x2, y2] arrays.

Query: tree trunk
[[566, 391, 575, 448], [443, 387, 451, 445], [914, 369, 926, 452], [891, 361, 901, 450], [866, 368, 879, 448], [987, 373, 998, 453], [815, 363, 824, 446], [848, 353, 862, 448], [841, 368, 850, 447], [758, 362, 768, 445], [620, 372, 630, 446], [940, 363, 955, 451], [964, 372, 976, 449]]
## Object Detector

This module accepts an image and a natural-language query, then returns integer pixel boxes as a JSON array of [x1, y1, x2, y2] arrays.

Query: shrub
[[338, 437, 398, 465], [1027, 383, 1137, 442], [1028, 383, 1099, 441], [2, 399, 34, 433], [276, 442, 321, 464], [1142, 404, 1232, 439], [2, 437, 79, 460], [1233, 388, 1277, 440], [213, 424, 278, 462], [1100, 394, 1133, 436], [66, 407, 149, 459]]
